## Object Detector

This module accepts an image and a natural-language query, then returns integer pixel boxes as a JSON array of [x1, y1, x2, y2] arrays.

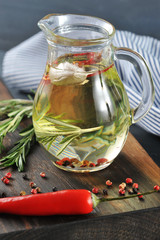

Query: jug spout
[[38, 14, 59, 43], [38, 14, 115, 47]]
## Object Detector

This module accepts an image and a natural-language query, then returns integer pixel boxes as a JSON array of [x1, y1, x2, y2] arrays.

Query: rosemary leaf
[[0, 104, 33, 153], [0, 125, 35, 172], [45, 116, 79, 129], [57, 135, 78, 156], [59, 134, 78, 144]]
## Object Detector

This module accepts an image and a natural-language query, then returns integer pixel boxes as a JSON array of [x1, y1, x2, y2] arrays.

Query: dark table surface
[[0, 0, 160, 239]]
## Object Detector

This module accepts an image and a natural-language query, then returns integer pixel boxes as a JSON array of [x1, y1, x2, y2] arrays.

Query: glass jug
[[32, 14, 154, 172]]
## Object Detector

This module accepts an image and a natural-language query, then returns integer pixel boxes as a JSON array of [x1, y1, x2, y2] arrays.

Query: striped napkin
[[2, 31, 160, 135]]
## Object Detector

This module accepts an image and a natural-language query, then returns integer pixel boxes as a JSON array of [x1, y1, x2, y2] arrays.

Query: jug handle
[[114, 47, 155, 123]]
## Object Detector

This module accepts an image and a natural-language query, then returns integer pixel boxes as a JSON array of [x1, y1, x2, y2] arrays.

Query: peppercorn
[[70, 164, 75, 168], [29, 182, 36, 188], [52, 187, 58, 192], [31, 189, 38, 194], [70, 158, 79, 164], [137, 192, 143, 200], [132, 183, 139, 189], [36, 187, 41, 193], [89, 163, 96, 167], [97, 158, 108, 165], [5, 172, 12, 179], [119, 182, 126, 189], [1, 192, 7, 198], [103, 189, 108, 195], [80, 164, 87, 167], [132, 188, 138, 194], [1, 177, 5, 182], [61, 157, 70, 163], [56, 161, 63, 165], [153, 185, 160, 191], [3, 178, 10, 185], [126, 178, 133, 185], [82, 160, 89, 166], [62, 161, 70, 166], [106, 180, 112, 187], [20, 191, 26, 196], [128, 189, 134, 194], [22, 174, 29, 180], [40, 172, 46, 178], [119, 188, 125, 195], [92, 187, 99, 194]]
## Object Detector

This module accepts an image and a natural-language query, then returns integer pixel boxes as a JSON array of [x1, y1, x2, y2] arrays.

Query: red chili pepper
[[0, 189, 157, 216], [0, 190, 94, 215]]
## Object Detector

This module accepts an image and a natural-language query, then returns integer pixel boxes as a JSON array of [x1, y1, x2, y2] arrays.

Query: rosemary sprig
[[0, 99, 33, 116], [0, 99, 33, 152], [36, 116, 104, 156], [0, 125, 35, 172]]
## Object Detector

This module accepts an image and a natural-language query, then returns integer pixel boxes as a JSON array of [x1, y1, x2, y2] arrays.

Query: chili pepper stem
[[92, 190, 157, 208], [91, 193, 101, 209]]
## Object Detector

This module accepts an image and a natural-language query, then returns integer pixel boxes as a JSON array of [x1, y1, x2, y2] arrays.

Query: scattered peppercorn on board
[[0, 80, 160, 238]]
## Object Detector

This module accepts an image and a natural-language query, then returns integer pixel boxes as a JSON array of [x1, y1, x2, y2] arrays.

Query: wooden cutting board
[[0, 81, 159, 237]]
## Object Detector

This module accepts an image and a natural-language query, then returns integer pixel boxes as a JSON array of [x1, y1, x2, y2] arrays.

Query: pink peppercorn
[[56, 161, 63, 166], [137, 192, 143, 199], [132, 183, 139, 189], [61, 157, 70, 163], [119, 188, 125, 195], [80, 164, 87, 167], [154, 185, 160, 191], [40, 172, 46, 178], [97, 158, 108, 165], [3, 178, 10, 185], [5, 172, 12, 179], [29, 182, 36, 188], [31, 189, 38, 194], [92, 187, 99, 194], [126, 178, 133, 184], [119, 182, 126, 189], [1, 177, 5, 182], [89, 163, 96, 167], [36, 187, 41, 193], [106, 180, 112, 187]]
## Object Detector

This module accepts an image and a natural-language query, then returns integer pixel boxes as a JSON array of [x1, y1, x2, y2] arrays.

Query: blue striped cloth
[[2, 31, 160, 136]]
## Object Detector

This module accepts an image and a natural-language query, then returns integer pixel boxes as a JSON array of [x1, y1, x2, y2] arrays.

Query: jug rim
[[38, 13, 115, 46]]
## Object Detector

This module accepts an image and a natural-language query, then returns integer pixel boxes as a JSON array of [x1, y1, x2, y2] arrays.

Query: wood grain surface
[[0, 80, 160, 239]]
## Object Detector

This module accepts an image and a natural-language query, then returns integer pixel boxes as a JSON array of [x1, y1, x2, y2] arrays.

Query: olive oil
[[33, 61, 131, 172]]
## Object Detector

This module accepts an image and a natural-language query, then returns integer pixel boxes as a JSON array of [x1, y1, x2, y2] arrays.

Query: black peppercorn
[[103, 189, 108, 195], [22, 174, 29, 180], [1, 192, 7, 198], [132, 188, 138, 194], [53, 187, 58, 192], [63, 161, 70, 166]]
